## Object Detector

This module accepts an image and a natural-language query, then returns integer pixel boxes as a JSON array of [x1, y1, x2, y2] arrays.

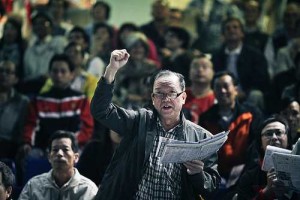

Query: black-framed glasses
[[152, 91, 184, 100], [261, 129, 286, 139]]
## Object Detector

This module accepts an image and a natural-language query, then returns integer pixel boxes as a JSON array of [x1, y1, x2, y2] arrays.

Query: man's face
[[32, 17, 51, 39], [261, 122, 288, 152], [50, 61, 74, 89], [223, 20, 244, 43], [48, 138, 79, 171], [0, 61, 18, 90], [213, 75, 238, 108], [65, 45, 84, 67], [189, 57, 214, 84], [164, 31, 183, 50], [152, 74, 186, 121], [281, 101, 300, 133], [0, 173, 11, 200], [244, 1, 260, 24]]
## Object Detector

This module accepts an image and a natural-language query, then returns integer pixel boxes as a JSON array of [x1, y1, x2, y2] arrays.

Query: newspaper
[[261, 145, 291, 172], [156, 130, 229, 164], [272, 152, 300, 192], [261, 140, 300, 192]]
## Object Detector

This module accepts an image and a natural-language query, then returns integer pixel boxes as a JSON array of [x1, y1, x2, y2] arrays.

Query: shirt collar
[[225, 43, 243, 55]]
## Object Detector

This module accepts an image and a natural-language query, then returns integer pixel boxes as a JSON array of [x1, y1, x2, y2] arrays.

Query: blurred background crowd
[[0, 0, 300, 199]]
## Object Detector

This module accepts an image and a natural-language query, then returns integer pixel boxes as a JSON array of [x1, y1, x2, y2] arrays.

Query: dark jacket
[[212, 44, 270, 94], [91, 78, 220, 200], [199, 101, 262, 180]]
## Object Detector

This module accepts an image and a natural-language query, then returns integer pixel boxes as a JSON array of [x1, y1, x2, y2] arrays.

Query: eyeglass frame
[[152, 91, 184, 100], [261, 129, 286, 139]]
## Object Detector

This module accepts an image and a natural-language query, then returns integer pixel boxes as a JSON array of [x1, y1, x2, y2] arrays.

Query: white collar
[[225, 43, 243, 55]]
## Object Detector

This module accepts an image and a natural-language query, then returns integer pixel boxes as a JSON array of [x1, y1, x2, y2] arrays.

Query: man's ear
[[74, 153, 79, 164]]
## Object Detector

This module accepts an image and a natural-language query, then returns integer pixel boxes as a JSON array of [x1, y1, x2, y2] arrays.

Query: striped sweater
[[23, 86, 94, 150]]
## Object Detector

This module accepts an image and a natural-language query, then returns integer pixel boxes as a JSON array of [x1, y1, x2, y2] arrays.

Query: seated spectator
[[114, 32, 158, 109], [116, 22, 160, 66], [199, 71, 263, 199], [40, 42, 98, 101], [20, 54, 93, 156], [18, 130, 98, 200], [0, 60, 29, 159], [0, 161, 15, 200], [90, 22, 115, 65], [237, 114, 299, 199], [0, 18, 26, 80], [47, 0, 73, 37], [280, 97, 300, 149], [68, 26, 90, 61], [23, 11, 67, 81], [212, 17, 270, 111], [140, 0, 170, 53], [184, 54, 215, 123], [161, 26, 193, 86]]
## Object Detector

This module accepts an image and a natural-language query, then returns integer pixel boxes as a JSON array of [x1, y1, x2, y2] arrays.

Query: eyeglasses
[[261, 129, 286, 139], [0, 68, 16, 75], [152, 91, 184, 100]]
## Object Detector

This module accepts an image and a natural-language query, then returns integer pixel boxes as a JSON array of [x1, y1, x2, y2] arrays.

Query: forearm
[[103, 64, 118, 84]]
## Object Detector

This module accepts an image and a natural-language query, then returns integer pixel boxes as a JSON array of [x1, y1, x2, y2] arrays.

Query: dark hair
[[31, 11, 53, 27], [212, 71, 239, 87], [68, 26, 90, 45], [221, 17, 245, 34], [92, 1, 111, 20], [64, 41, 85, 57], [93, 22, 114, 39], [166, 26, 190, 49], [256, 114, 289, 155], [0, 161, 15, 189], [153, 70, 185, 91], [49, 53, 75, 72], [47, 0, 69, 9], [48, 130, 79, 152]]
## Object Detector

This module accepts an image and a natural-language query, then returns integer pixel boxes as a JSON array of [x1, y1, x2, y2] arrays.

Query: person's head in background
[[259, 114, 289, 156], [212, 71, 239, 110], [117, 22, 139, 49], [282, 2, 300, 34], [0, 60, 18, 91], [68, 26, 90, 53], [151, 0, 170, 22], [48, 54, 75, 89], [0, 161, 15, 200], [280, 97, 300, 148], [123, 32, 149, 61], [221, 17, 245, 48], [189, 54, 214, 86], [169, 8, 183, 27], [90, 22, 114, 59], [47, 130, 79, 172], [31, 11, 53, 40], [164, 26, 190, 51], [90, 1, 111, 23], [243, 0, 262, 28], [48, 0, 69, 21], [64, 42, 85, 70]]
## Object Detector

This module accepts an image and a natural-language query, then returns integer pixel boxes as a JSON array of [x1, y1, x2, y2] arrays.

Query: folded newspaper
[[262, 139, 300, 192], [156, 130, 229, 164]]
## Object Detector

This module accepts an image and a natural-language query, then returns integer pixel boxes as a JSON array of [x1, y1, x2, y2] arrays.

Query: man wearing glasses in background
[[90, 49, 220, 199]]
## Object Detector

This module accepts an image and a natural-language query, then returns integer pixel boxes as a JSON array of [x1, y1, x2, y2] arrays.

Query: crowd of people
[[0, 0, 300, 199]]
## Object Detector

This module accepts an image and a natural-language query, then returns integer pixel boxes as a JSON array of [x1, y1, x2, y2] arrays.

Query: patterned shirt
[[136, 119, 182, 199]]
